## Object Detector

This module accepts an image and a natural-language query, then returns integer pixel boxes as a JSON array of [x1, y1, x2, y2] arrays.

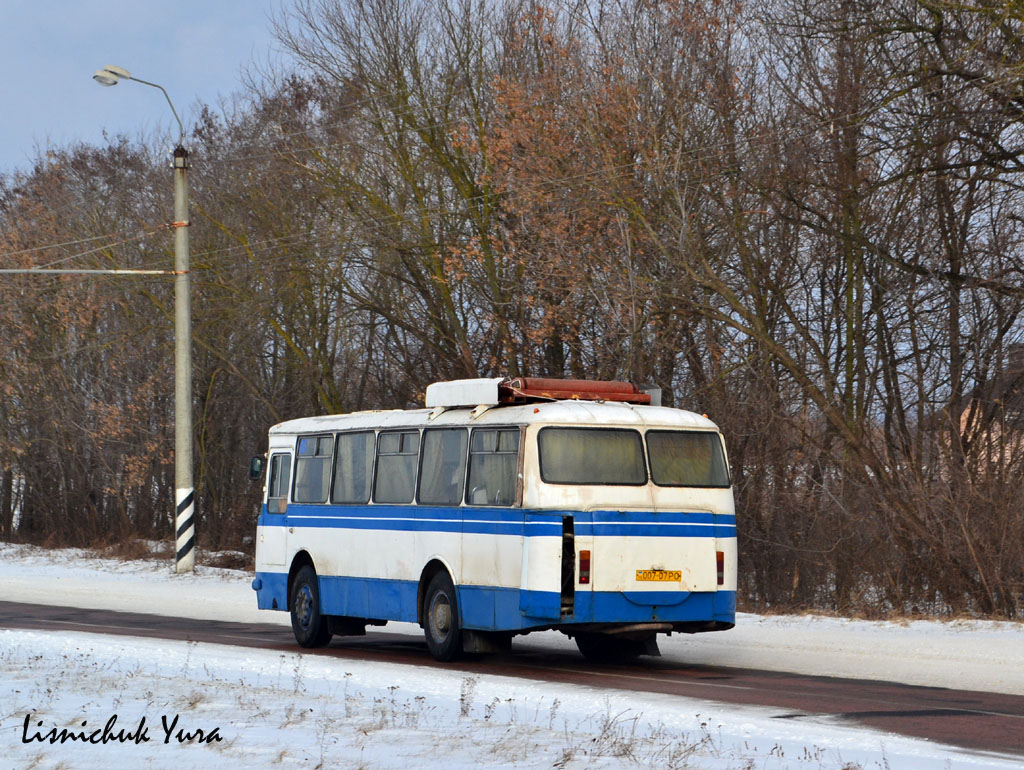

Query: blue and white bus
[[251, 377, 736, 661]]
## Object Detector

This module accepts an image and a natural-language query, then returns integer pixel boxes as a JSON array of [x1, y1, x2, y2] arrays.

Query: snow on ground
[[3, 543, 1021, 696], [1, 543, 1022, 770]]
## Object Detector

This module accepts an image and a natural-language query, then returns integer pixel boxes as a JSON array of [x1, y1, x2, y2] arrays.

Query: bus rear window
[[646, 430, 730, 487], [538, 427, 646, 485]]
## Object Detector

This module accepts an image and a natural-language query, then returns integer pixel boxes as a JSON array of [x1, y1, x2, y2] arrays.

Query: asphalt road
[[1, 600, 1021, 758]]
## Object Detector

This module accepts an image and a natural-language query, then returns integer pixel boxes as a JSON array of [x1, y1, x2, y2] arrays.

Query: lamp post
[[94, 65, 195, 573]]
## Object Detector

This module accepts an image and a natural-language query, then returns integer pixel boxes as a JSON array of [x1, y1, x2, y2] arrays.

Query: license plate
[[636, 569, 681, 582]]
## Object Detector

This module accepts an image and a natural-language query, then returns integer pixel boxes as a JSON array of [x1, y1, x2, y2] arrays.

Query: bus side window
[[467, 428, 520, 506], [267, 453, 291, 514], [418, 428, 468, 506], [294, 435, 333, 503], [332, 431, 375, 504], [374, 430, 419, 504]]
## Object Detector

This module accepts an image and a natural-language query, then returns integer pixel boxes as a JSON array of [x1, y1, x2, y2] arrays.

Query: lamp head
[[90, 64, 184, 146], [92, 65, 132, 86]]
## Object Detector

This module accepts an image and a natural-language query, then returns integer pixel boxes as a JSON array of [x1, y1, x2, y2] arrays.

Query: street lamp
[[94, 65, 195, 574]]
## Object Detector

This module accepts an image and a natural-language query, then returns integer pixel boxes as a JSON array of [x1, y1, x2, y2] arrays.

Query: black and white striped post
[[94, 66, 196, 572]]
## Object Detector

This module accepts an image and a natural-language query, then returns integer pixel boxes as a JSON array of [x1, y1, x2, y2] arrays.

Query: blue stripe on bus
[[253, 570, 736, 631], [285, 516, 536, 536], [578, 524, 737, 538], [259, 505, 736, 538], [282, 505, 529, 522]]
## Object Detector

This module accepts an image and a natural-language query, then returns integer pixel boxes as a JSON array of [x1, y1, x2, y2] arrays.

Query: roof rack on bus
[[424, 377, 653, 408]]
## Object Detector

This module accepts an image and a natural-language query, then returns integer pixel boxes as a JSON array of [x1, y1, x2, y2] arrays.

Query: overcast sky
[[0, 1, 284, 174]]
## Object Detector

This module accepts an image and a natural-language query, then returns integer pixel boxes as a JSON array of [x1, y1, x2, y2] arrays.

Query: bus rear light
[[579, 550, 591, 584], [716, 551, 725, 585]]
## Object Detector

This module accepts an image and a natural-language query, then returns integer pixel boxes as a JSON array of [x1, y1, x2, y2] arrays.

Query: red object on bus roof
[[499, 377, 652, 405]]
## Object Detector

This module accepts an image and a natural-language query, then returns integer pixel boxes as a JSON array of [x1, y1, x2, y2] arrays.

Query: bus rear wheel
[[423, 572, 462, 661], [290, 565, 333, 648]]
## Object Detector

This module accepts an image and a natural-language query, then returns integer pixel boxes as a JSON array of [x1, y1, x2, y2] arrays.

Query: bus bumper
[[252, 571, 289, 611]]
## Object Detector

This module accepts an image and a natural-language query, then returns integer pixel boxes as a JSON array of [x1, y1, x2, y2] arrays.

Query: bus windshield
[[538, 427, 729, 488]]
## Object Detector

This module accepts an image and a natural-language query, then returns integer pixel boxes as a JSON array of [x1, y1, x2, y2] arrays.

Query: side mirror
[[249, 456, 265, 481]]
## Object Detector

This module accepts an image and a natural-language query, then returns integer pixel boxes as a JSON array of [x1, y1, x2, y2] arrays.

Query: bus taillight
[[579, 550, 591, 584], [716, 551, 725, 585]]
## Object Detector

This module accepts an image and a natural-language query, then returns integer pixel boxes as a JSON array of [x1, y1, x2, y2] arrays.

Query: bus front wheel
[[423, 572, 462, 661], [290, 565, 333, 648]]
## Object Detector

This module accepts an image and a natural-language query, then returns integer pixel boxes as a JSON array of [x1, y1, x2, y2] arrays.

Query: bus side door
[[259, 451, 292, 567]]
